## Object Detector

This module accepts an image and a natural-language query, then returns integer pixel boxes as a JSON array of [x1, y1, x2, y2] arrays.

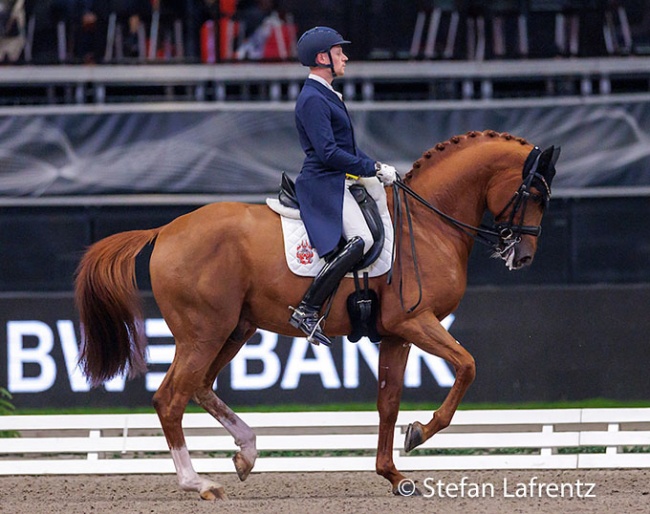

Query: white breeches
[[342, 181, 373, 254]]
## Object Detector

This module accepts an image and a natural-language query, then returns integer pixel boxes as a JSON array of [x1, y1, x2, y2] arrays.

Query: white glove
[[376, 162, 397, 185]]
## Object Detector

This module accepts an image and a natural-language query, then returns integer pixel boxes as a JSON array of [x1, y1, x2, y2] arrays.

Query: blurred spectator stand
[[0, 0, 26, 63], [148, 0, 185, 61], [104, 0, 151, 62], [200, 0, 295, 63], [410, 0, 641, 60], [6, 1, 650, 64], [410, 0, 460, 59]]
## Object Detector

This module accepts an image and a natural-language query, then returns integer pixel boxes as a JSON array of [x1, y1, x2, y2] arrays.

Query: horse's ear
[[522, 146, 541, 177], [548, 146, 561, 167], [538, 145, 560, 185]]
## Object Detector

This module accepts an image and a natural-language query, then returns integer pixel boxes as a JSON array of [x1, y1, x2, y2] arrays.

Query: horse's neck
[[411, 147, 496, 228]]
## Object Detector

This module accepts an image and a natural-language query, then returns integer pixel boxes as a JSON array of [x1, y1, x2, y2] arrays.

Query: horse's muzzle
[[494, 237, 536, 271], [511, 237, 537, 270]]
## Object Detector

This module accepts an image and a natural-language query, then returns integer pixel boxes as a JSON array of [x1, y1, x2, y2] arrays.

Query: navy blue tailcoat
[[294, 78, 376, 256]]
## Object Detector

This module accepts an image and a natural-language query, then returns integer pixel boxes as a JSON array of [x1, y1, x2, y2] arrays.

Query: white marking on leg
[[170, 446, 221, 493], [196, 390, 258, 467], [219, 414, 258, 466]]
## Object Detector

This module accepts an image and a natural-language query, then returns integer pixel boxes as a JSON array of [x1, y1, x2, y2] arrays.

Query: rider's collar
[[308, 73, 343, 101]]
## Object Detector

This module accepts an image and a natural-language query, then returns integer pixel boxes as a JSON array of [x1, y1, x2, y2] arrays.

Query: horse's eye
[[528, 191, 545, 207]]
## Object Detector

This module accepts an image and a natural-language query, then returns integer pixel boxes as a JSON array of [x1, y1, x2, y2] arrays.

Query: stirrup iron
[[289, 305, 332, 347]]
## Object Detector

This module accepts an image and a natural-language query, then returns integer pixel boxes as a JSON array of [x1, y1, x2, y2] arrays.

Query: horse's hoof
[[404, 422, 425, 453], [393, 478, 423, 497], [200, 485, 228, 501], [233, 451, 254, 481]]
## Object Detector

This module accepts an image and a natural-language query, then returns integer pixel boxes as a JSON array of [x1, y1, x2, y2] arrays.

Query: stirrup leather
[[289, 305, 332, 347]]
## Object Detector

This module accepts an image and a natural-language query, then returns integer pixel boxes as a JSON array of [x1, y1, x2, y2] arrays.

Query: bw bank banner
[[1, 285, 649, 409], [0, 294, 455, 409]]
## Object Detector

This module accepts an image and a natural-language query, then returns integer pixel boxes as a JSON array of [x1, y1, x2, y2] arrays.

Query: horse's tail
[[74, 228, 161, 387]]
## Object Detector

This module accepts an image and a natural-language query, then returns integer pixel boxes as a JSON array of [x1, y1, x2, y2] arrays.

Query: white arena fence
[[0, 409, 649, 475]]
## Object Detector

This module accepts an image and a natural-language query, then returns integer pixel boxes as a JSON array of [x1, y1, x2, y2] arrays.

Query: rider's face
[[318, 45, 348, 77], [329, 46, 348, 76]]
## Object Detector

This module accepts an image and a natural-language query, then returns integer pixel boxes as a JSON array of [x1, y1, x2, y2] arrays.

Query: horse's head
[[487, 145, 561, 270]]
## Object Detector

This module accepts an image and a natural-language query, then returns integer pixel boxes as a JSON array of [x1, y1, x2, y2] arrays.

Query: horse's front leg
[[393, 311, 476, 452], [376, 336, 412, 494]]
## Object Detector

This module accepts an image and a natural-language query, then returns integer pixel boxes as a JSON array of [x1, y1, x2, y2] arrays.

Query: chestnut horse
[[75, 130, 559, 500]]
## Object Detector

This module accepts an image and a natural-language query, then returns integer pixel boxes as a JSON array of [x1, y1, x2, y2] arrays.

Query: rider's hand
[[375, 162, 397, 185]]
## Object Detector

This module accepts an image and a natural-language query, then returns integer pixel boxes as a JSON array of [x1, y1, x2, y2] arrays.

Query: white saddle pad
[[266, 177, 394, 277]]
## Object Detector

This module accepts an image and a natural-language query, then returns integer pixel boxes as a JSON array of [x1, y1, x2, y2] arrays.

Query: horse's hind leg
[[153, 342, 228, 501], [194, 323, 258, 481], [194, 390, 257, 481]]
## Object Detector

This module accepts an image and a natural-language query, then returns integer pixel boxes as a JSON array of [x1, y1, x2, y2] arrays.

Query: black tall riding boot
[[289, 236, 365, 346]]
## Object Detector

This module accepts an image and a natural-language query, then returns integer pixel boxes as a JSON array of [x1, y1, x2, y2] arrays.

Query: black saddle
[[278, 172, 384, 270], [279, 172, 300, 209]]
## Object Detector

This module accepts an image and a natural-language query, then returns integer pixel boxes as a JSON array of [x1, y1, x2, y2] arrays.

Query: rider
[[288, 26, 398, 347]]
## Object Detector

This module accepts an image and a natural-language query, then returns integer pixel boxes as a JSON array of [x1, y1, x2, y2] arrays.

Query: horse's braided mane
[[404, 130, 530, 182]]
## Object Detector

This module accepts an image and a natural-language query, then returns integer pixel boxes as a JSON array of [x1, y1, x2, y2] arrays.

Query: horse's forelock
[[406, 131, 530, 181]]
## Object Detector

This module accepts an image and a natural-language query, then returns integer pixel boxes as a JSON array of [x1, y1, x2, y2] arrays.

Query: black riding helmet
[[297, 26, 350, 76]]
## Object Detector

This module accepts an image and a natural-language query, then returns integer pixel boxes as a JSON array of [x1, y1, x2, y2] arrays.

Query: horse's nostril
[[517, 255, 532, 267]]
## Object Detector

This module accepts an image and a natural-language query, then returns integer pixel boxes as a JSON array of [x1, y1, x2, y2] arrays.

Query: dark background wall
[[1, 195, 648, 293]]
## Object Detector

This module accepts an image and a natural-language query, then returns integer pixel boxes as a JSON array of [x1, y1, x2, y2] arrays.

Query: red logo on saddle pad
[[296, 239, 314, 265]]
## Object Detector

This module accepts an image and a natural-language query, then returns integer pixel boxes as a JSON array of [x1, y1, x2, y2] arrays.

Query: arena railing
[[1, 57, 650, 104], [0, 408, 648, 475]]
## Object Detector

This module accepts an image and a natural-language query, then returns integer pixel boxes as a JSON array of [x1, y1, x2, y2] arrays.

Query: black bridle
[[388, 145, 560, 312]]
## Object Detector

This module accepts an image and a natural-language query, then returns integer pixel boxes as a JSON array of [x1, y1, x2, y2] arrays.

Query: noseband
[[389, 144, 560, 312]]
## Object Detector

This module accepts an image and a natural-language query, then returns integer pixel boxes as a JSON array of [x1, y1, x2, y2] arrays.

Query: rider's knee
[[359, 230, 373, 254]]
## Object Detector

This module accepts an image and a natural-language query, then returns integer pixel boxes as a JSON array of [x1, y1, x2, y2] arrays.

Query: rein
[[387, 146, 551, 313]]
